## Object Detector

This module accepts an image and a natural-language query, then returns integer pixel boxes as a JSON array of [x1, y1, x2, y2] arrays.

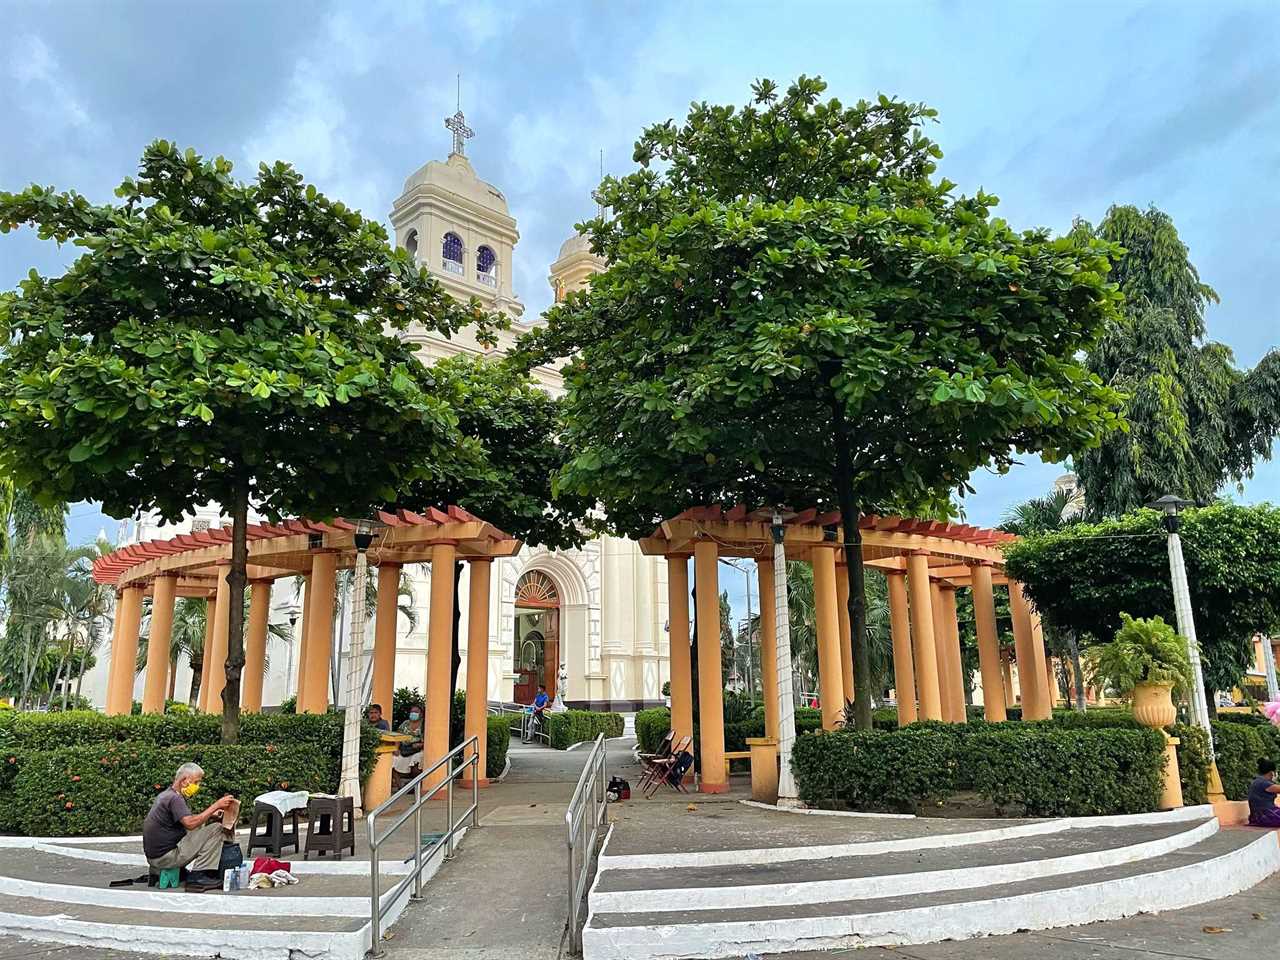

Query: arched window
[[476, 245, 497, 287], [441, 232, 464, 274], [404, 229, 419, 260], [515, 570, 560, 609]]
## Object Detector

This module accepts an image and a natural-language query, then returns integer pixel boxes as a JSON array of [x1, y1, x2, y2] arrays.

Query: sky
[[2, 0, 1277, 569]]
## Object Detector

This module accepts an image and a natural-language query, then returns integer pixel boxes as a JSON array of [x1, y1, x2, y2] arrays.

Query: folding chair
[[645, 748, 694, 797], [636, 731, 675, 791], [639, 735, 692, 792]]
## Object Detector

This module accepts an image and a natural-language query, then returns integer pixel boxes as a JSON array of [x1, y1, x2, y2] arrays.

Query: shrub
[[791, 729, 959, 812], [1173, 723, 1211, 805], [543, 710, 624, 750], [277, 695, 297, 714], [13, 742, 331, 836], [1084, 613, 1193, 698], [635, 708, 671, 754], [486, 714, 510, 779], [392, 686, 425, 727], [963, 727, 1164, 816], [1210, 720, 1275, 800]]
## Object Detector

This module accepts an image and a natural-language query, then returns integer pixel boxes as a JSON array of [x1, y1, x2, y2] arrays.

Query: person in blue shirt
[[1248, 758, 1280, 827], [529, 685, 550, 740], [366, 703, 390, 732]]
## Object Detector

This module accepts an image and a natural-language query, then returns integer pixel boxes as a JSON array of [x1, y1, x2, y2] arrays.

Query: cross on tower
[[444, 74, 474, 157]]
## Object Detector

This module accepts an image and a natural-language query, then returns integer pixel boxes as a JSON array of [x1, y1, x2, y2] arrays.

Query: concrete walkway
[[378, 736, 640, 960]]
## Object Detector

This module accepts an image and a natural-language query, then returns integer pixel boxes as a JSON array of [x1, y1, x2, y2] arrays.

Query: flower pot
[[1132, 681, 1176, 729]]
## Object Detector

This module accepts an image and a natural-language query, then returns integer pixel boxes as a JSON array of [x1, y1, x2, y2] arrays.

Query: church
[[90, 112, 671, 714]]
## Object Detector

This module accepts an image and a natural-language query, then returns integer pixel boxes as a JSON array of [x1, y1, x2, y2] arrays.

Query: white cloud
[[8, 33, 90, 131]]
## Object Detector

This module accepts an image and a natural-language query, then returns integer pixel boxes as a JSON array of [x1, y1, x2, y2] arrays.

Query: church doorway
[[512, 571, 561, 704]]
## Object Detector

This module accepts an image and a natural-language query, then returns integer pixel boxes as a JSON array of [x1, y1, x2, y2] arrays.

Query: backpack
[[219, 840, 244, 878]]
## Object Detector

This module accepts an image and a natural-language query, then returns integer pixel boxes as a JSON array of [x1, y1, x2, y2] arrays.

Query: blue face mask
[[409, 711, 421, 721]]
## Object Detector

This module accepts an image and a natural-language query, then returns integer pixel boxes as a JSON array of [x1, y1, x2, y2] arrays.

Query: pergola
[[92, 507, 521, 787], [638, 506, 1051, 794]]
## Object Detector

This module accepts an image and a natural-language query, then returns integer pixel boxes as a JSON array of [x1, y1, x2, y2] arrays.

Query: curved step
[[582, 829, 1280, 960], [590, 817, 1218, 913]]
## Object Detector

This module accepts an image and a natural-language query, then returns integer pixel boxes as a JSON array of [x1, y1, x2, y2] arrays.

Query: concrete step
[[582, 827, 1280, 960], [590, 818, 1218, 913]]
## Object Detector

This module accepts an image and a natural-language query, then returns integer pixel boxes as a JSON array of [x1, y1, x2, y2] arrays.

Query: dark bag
[[219, 840, 244, 878], [607, 775, 631, 801]]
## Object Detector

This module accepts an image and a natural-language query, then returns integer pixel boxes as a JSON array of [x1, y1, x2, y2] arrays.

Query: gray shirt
[[1248, 776, 1277, 822], [143, 788, 192, 859]]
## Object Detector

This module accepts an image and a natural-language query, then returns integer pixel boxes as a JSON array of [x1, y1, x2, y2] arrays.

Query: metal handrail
[[366, 735, 479, 956], [565, 733, 608, 954]]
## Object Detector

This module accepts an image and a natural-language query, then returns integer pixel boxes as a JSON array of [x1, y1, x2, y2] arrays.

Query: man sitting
[[367, 703, 390, 732], [142, 762, 236, 892], [1248, 758, 1280, 827]]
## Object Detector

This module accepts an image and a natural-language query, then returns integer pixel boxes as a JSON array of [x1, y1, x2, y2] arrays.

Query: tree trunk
[[449, 560, 463, 701], [168, 657, 178, 701], [221, 478, 250, 744], [1067, 630, 1086, 712], [830, 397, 872, 731], [1203, 674, 1218, 720], [189, 655, 202, 707], [75, 622, 92, 703]]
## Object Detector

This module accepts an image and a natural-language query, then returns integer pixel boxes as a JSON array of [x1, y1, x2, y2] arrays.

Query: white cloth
[[392, 752, 422, 774], [253, 790, 311, 814]]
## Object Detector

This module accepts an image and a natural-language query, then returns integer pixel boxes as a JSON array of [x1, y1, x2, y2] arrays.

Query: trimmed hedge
[[0, 710, 380, 835], [486, 714, 511, 778], [544, 710, 624, 750], [1174, 723, 1211, 806], [635, 708, 670, 754], [11, 742, 332, 836], [1211, 719, 1280, 800], [791, 723, 1166, 816]]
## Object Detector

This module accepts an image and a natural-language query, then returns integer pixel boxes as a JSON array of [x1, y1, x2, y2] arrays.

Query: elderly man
[[142, 762, 236, 892]]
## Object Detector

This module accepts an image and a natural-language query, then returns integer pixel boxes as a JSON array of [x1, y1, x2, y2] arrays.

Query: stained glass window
[[442, 232, 463, 273], [477, 245, 497, 286]]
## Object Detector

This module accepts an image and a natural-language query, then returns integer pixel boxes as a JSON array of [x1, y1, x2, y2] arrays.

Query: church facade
[[92, 128, 670, 714]]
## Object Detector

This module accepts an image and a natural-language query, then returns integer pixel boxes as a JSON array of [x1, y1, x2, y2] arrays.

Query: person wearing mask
[[142, 762, 235, 892], [1248, 758, 1280, 827], [392, 706, 424, 786]]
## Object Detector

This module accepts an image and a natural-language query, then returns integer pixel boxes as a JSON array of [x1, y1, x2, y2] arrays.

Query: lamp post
[[1148, 494, 1225, 802], [282, 603, 302, 700], [338, 519, 384, 815], [771, 512, 800, 806]]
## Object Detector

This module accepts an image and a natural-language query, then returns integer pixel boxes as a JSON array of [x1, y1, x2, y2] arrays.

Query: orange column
[[463, 559, 491, 787], [301, 552, 337, 713], [1029, 608, 1053, 719], [1002, 653, 1016, 708], [242, 580, 272, 713], [693, 540, 727, 793], [294, 575, 311, 704], [930, 582, 956, 721], [812, 544, 845, 730], [906, 551, 942, 721], [371, 563, 401, 724], [106, 585, 145, 716], [756, 557, 780, 740], [835, 566, 855, 705], [424, 542, 457, 790], [142, 575, 177, 714], [938, 584, 966, 723], [667, 555, 694, 747], [970, 562, 1006, 722], [886, 571, 916, 725], [197, 595, 217, 712], [205, 566, 231, 713], [1008, 581, 1040, 718]]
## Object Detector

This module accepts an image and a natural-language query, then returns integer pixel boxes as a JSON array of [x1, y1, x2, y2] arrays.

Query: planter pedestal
[[1132, 682, 1183, 810]]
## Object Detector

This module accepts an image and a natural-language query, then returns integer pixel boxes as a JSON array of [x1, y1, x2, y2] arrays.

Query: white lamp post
[[771, 512, 801, 806], [338, 519, 384, 815], [1149, 494, 1225, 802]]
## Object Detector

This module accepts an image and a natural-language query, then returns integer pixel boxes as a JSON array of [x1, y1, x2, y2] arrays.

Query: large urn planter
[[1131, 681, 1183, 810]]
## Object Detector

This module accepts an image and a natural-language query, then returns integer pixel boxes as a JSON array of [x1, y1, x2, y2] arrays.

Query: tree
[[1002, 502, 1280, 710], [523, 76, 1126, 728], [1074, 205, 1280, 517], [0, 141, 493, 741]]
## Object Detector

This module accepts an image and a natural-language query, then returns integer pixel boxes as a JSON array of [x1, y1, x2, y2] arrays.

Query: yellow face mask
[[180, 781, 200, 799]]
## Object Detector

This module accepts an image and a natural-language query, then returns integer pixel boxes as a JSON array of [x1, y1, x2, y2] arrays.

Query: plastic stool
[[158, 868, 181, 889]]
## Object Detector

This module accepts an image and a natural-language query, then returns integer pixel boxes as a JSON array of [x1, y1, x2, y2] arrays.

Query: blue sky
[[2, 0, 1276, 560]]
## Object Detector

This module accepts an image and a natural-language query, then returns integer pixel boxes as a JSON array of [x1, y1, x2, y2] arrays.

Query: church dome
[[557, 232, 593, 259], [401, 153, 509, 215]]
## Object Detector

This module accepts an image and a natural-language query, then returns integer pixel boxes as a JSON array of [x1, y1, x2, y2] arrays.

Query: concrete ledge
[[1213, 798, 1250, 825], [583, 832, 1280, 960]]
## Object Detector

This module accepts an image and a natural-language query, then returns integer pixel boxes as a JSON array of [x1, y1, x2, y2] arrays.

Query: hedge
[[635, 708, 670, 754], [544, 710, 624, 750], [1174, 723, 1211, 806], [486, 714, 511, 778], [791, 724, 1166, 816], [0, 711, 380, 835], [1211, 719, 1280, 800], [10, 742, 332, 836]]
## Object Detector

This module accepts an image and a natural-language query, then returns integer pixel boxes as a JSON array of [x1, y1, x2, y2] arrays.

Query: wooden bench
[[723, 750, 751, 776]]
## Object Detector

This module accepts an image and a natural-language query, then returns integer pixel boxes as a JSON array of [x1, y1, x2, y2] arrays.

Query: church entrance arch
[[513, 570, 560, 704]]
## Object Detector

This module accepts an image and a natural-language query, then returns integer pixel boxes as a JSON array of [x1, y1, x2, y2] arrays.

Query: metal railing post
[[446, 755, 456, 859], [472, 752, 479, 827], [369, 818, 382, 956], [412, 778, 424, 900]]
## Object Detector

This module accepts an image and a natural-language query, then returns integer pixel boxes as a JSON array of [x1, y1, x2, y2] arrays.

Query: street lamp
[[771, 511, 800, 806], [1148, 494, 1225, 802], [338, 518, 385, 815], [281, 602, 303, 699]]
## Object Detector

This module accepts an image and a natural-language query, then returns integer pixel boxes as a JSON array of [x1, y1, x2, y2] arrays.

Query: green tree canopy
[[0, 141, 497, 740], [1075, 205, 1280, 516], [1002, 502, 1280, 697], [522, 76, 1126, 727]]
